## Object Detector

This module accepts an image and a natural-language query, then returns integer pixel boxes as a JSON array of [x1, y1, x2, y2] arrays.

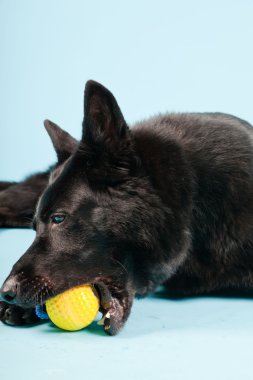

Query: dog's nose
[[0, 277, 18, 304]]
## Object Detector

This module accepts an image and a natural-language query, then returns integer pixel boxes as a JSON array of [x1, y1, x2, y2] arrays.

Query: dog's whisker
[[45, 287, 52, 300], [112, 258, 129, 275], [23, 216, 33, 222]]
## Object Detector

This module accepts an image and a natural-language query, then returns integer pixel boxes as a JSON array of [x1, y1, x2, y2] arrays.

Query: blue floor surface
[[0, 229, 252, 380]]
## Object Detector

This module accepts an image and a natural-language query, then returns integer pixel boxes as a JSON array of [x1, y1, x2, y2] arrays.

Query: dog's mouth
[[35, 281, 112, 329]]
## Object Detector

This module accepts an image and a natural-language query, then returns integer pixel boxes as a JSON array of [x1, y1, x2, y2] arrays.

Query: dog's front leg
[[0, 301, 39, 326], [0, 171, 49, 228], [0, 182, 16, 191], [103, 293, 134, 335], [98, 281, 135, 336]]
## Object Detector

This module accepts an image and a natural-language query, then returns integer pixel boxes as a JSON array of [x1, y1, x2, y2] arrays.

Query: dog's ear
[[44, 120, 78, 163], [82, 80, 129, 147]]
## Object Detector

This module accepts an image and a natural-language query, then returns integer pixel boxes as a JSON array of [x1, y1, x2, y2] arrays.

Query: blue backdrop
[[1, 0, 253, 180]]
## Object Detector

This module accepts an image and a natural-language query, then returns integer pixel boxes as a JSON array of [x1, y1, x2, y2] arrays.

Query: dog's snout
[[0, 277, 18, 304]]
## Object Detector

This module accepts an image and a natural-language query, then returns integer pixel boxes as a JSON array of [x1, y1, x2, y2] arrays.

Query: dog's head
[[1, 81, 173, 334]]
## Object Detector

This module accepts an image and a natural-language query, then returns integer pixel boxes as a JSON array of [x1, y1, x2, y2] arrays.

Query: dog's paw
[[0, 301, 39, 326], [101, 296, 133, 336]]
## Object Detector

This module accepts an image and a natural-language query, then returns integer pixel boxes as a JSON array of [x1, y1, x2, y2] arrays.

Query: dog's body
[[1, 81, 253, 334]]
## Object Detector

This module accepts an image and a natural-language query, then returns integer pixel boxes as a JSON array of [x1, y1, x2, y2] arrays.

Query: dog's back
[[132, 112, 253, 294]]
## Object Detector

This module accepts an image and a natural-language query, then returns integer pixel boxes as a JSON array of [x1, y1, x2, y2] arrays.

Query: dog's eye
[[51, 215, 65, 224]]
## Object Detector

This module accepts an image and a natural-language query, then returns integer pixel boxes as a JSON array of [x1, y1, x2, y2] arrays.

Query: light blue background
[[1, 0, 253, 180], [1, 1, 253, 379]]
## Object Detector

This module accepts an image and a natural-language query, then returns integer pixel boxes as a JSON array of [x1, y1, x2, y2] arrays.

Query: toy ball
[[36, 284, 100, 331]]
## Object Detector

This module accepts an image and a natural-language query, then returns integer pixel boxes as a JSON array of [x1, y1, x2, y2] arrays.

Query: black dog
[[1, 80, 253, 335]]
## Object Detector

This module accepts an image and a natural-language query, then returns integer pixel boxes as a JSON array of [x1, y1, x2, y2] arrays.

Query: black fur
[[1, 80, 253, 334]]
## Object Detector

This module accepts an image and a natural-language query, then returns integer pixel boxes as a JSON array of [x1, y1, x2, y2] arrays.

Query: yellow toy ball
[[45, 284, 100, 331]]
